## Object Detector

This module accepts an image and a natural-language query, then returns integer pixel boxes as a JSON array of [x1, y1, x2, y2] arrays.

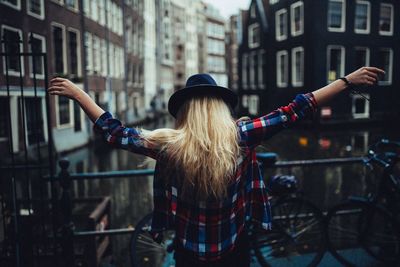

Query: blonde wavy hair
[[142, 96, 240, 199]]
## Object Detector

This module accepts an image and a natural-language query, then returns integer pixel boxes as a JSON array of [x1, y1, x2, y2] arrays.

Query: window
[[56, 96, 73, 128], [27, 0, 44, 19], [242, 54, 248, 89], [207, 23, 225, 39], [327, 46, 345, 83], [276, 50, 288, 87], [1, 25, 24, 76], [207, 39, 225, 55], [248, 95, 259, 115], [207, 56, 225, 72], [1, 0, 21, 10], [276, 9, 288, 41], [377, 48, 393, 85], [73, 102, 82, 132], [354, 1, 370, 34], [29, 33, 46, 79], [292, 47, 304, 87], [250, 4, 256, 18], [0, 98, 10, 139], [258, 50, 265, 88], [65, 0, 78, 10], [352, 94, 369, 119], [68, 29, 80, 77], [242, 95, 248, 108], [25, 98, 45, 145], [101, 39, 107, 76], [248, 23, 260, 48], [328, 0, 345, 32], [379, 4, 393, 35], [52, 24, 67, 74], [93, 35, 101, 74], [83, 0, 90, 15], [291, 1, 304, 36], [84, 32, 92, 74], [91, 0, 98, 21], [354, 47, 369, 69], [249, 52, 257, 89]]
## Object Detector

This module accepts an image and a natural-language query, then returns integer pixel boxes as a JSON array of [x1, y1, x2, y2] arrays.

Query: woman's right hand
[[48, 77, 84, 100]]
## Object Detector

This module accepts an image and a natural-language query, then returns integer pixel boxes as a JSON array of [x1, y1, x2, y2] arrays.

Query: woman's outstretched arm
[[48, 78, 158, 158], [48, 77, 104, 122], [239, 66, 385, 148]]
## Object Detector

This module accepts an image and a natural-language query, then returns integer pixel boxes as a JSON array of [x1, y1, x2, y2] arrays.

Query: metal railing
[[52, 152, 365, 266]]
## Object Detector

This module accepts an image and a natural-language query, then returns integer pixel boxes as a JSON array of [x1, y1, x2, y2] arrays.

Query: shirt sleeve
[[238, 93, 317, 148], [93, 111, 158, 159]]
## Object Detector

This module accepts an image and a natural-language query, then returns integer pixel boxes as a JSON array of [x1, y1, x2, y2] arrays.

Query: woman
[[48, 67, 384, 266]]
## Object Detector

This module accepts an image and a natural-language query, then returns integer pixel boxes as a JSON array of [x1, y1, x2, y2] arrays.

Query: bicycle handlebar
[[364, 139, 400, 168]]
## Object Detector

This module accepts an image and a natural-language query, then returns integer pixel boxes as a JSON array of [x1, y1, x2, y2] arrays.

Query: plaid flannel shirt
[[93, 93, 318, 261]]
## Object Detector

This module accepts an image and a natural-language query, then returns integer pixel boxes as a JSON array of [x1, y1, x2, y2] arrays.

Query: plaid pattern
[[93, 93, 317, 261]]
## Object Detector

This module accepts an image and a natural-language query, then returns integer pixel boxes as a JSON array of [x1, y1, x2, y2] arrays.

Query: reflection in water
[[62, 117, 399, 266]]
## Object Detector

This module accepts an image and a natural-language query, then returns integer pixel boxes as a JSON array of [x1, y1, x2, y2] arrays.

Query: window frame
[[28, 32, 46, 80], [290, 1, 304, 37], [354, 0, 370, 34], [291, 46, 304, 87], [0, 0, 21, 10], [379, 3, 394, 36], [67, 27, 82, 77], [55, 95, 74, 129], [1, 25, 24, 77], [276, 50, 288, 88], [27, 0, 45, 20], [354, 47, 370, 68], [258, 49, 265, 88], [248, 23, 260, 48], [248, 95, 259, 115], [378, 48, 393, 86], [51, 22, 68, 75], [352, 94, 370, 119], [327, 0, 346, 32], [242, 53, 248, 89], [326, 45, 345, 83], [65, 0, 79, 12], [275, 8, 288, 41]]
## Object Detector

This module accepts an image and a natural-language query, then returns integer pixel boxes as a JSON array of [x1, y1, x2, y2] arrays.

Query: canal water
[[61, 115, 399, 267]]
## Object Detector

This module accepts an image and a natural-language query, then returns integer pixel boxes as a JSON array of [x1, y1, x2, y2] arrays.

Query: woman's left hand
[[345, 67, 385, 87]]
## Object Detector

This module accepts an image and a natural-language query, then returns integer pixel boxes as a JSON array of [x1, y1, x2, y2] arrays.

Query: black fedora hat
[[168, 73, 238, 118]]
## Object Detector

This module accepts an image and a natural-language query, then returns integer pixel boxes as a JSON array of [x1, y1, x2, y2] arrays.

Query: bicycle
[[130, 175, 325, 267], [325, 139, 400, 267]]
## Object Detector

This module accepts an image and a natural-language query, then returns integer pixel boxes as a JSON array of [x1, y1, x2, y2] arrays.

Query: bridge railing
[[52, 153, 365, 266]]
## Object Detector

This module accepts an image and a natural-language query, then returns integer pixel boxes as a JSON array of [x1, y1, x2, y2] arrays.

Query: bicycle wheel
[[130, 213, 175, 267], [252, 196, 325, 267], [326, 200, 400, 267]]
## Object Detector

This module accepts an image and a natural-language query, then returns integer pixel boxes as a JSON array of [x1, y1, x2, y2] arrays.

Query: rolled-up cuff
[[93, 111, 113, 132]]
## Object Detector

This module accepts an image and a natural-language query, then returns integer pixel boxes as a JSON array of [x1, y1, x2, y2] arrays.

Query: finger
[[50, 77, 66, 82], [48, 86, 64, 92], [365, 76, 377, 84], [365, 67, 385, 75], [50, 81, 64, 86], [365, 71, 378, 80]]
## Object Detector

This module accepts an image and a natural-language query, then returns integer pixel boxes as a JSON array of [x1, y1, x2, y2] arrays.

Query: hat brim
[[168, 85, 238, 118]]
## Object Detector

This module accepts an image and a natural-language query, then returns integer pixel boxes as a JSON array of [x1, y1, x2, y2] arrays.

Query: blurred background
[[0, 0, 399, 266]]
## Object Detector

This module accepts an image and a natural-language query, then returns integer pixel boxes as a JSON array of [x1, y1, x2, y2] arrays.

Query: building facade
[[239, 0, 399, 123], [0, 0, 147, 154], [155, 0, 174, 107], [202, 3, 228, 87], [226, 14, 241, 93]]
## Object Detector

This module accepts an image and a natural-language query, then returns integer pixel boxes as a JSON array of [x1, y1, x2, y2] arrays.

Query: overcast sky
[[204, 0, 250, 19]]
